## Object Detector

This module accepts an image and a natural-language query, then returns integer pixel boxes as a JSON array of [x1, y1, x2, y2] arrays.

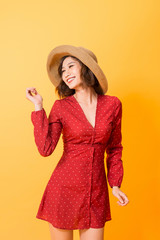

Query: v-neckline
[[71, 94, 99, 130]]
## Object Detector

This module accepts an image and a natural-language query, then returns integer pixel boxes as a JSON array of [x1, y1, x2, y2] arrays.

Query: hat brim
[[46, 45, 108, 94]]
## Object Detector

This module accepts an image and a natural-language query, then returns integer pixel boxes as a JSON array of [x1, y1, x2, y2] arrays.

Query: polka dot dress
[[31, 94, 124, 230]]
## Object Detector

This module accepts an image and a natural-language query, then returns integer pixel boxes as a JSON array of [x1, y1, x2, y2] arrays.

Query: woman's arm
[[31, 100, 62, 157], [105, 97, 124, 188]]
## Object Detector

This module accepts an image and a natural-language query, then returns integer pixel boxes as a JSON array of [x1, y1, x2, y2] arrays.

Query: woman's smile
[[61, 57, 83, 89], [67, 76, 75, 83]]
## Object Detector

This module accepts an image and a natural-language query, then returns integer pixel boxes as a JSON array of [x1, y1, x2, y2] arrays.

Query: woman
[[26, 45, 129, 240]]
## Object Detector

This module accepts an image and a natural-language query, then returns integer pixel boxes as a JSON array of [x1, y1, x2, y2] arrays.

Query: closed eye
[[62, 65, 74, 73]]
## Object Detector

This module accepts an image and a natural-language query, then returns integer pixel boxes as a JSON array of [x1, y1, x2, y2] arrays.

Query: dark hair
[[55, 55, 104, 99]]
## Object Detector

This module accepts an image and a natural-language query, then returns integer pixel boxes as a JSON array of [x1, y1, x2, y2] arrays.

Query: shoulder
[[52, 97, 69, 106], [49, 99, 62, 114], [51, 96, 72, 111], [55, 95, 72, 103], [51, 99, 61, 107], [101, 94, 122, 106]]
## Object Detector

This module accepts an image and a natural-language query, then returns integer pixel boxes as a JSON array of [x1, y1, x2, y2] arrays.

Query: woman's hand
[[112, 186, 129, 206], [26, 87, 43, 110]]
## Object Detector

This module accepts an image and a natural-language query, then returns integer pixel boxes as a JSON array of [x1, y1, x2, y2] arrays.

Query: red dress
[[31, 94, 124, 230]]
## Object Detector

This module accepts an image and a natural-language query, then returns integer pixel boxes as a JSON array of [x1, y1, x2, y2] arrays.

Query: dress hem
[[36, 215, 112, 230]]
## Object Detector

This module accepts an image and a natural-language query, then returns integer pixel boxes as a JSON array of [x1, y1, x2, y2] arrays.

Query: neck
[[74, 88, 97, 104]]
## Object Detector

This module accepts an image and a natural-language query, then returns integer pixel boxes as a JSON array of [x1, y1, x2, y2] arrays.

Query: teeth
[[68, 77, 75, 82]]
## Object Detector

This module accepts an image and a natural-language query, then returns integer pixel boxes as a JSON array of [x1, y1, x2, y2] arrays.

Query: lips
[[67, 76, 75, 83]]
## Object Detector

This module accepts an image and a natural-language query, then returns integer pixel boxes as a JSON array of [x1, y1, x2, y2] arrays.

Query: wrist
[[34, 104, 43, 111]]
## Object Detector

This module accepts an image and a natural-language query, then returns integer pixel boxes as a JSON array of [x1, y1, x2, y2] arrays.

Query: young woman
[[26, 45, 129, 240]]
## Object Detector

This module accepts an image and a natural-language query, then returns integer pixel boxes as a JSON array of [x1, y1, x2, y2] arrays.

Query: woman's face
[[61, 56, 84, 89]]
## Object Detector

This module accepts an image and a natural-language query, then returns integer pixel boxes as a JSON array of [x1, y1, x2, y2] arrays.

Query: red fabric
[[31, 94, 124, 230]]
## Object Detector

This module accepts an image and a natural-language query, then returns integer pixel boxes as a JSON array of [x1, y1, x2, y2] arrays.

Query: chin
[[68, 83, 77, 89], [69, 87, 76, 91]]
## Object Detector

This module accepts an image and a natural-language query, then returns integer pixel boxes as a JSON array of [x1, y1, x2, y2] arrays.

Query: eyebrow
[[62, 61, 75, 69]]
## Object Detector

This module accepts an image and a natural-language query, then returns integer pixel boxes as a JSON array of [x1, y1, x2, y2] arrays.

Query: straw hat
[[46, 45, 108, 94]]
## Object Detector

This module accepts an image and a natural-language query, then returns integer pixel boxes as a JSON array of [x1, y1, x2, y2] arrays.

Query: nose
[[64, 69, 71, 79]]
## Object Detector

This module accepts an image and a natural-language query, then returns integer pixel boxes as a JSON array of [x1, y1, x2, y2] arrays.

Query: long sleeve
[[31, 100, 62, 157], [105, 97, 124, 188]]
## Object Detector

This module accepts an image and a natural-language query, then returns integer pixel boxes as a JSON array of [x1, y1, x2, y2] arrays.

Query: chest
[[77, 101, 97, 129], [60, 96, 114, 145]]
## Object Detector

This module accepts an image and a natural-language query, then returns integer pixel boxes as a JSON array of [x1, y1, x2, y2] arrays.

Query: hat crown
[[78, 47, 98, 63]]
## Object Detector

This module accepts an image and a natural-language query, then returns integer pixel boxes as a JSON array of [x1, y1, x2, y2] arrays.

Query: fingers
[[114, 189, 129, 206], [115, 190, 129, 206], [26, 87, 37, 96], [26, 87, 39, 104], [117, 200, 127, 206], [26, 87, 38, 101], [26, 87, 43, 106]]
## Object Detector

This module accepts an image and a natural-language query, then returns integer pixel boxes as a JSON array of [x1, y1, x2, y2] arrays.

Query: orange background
[[0, 0, 160, 239]]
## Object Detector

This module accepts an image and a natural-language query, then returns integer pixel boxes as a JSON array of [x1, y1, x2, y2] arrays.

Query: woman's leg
[[79, 227, 104, 240], [48, 223, 73, 240]]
